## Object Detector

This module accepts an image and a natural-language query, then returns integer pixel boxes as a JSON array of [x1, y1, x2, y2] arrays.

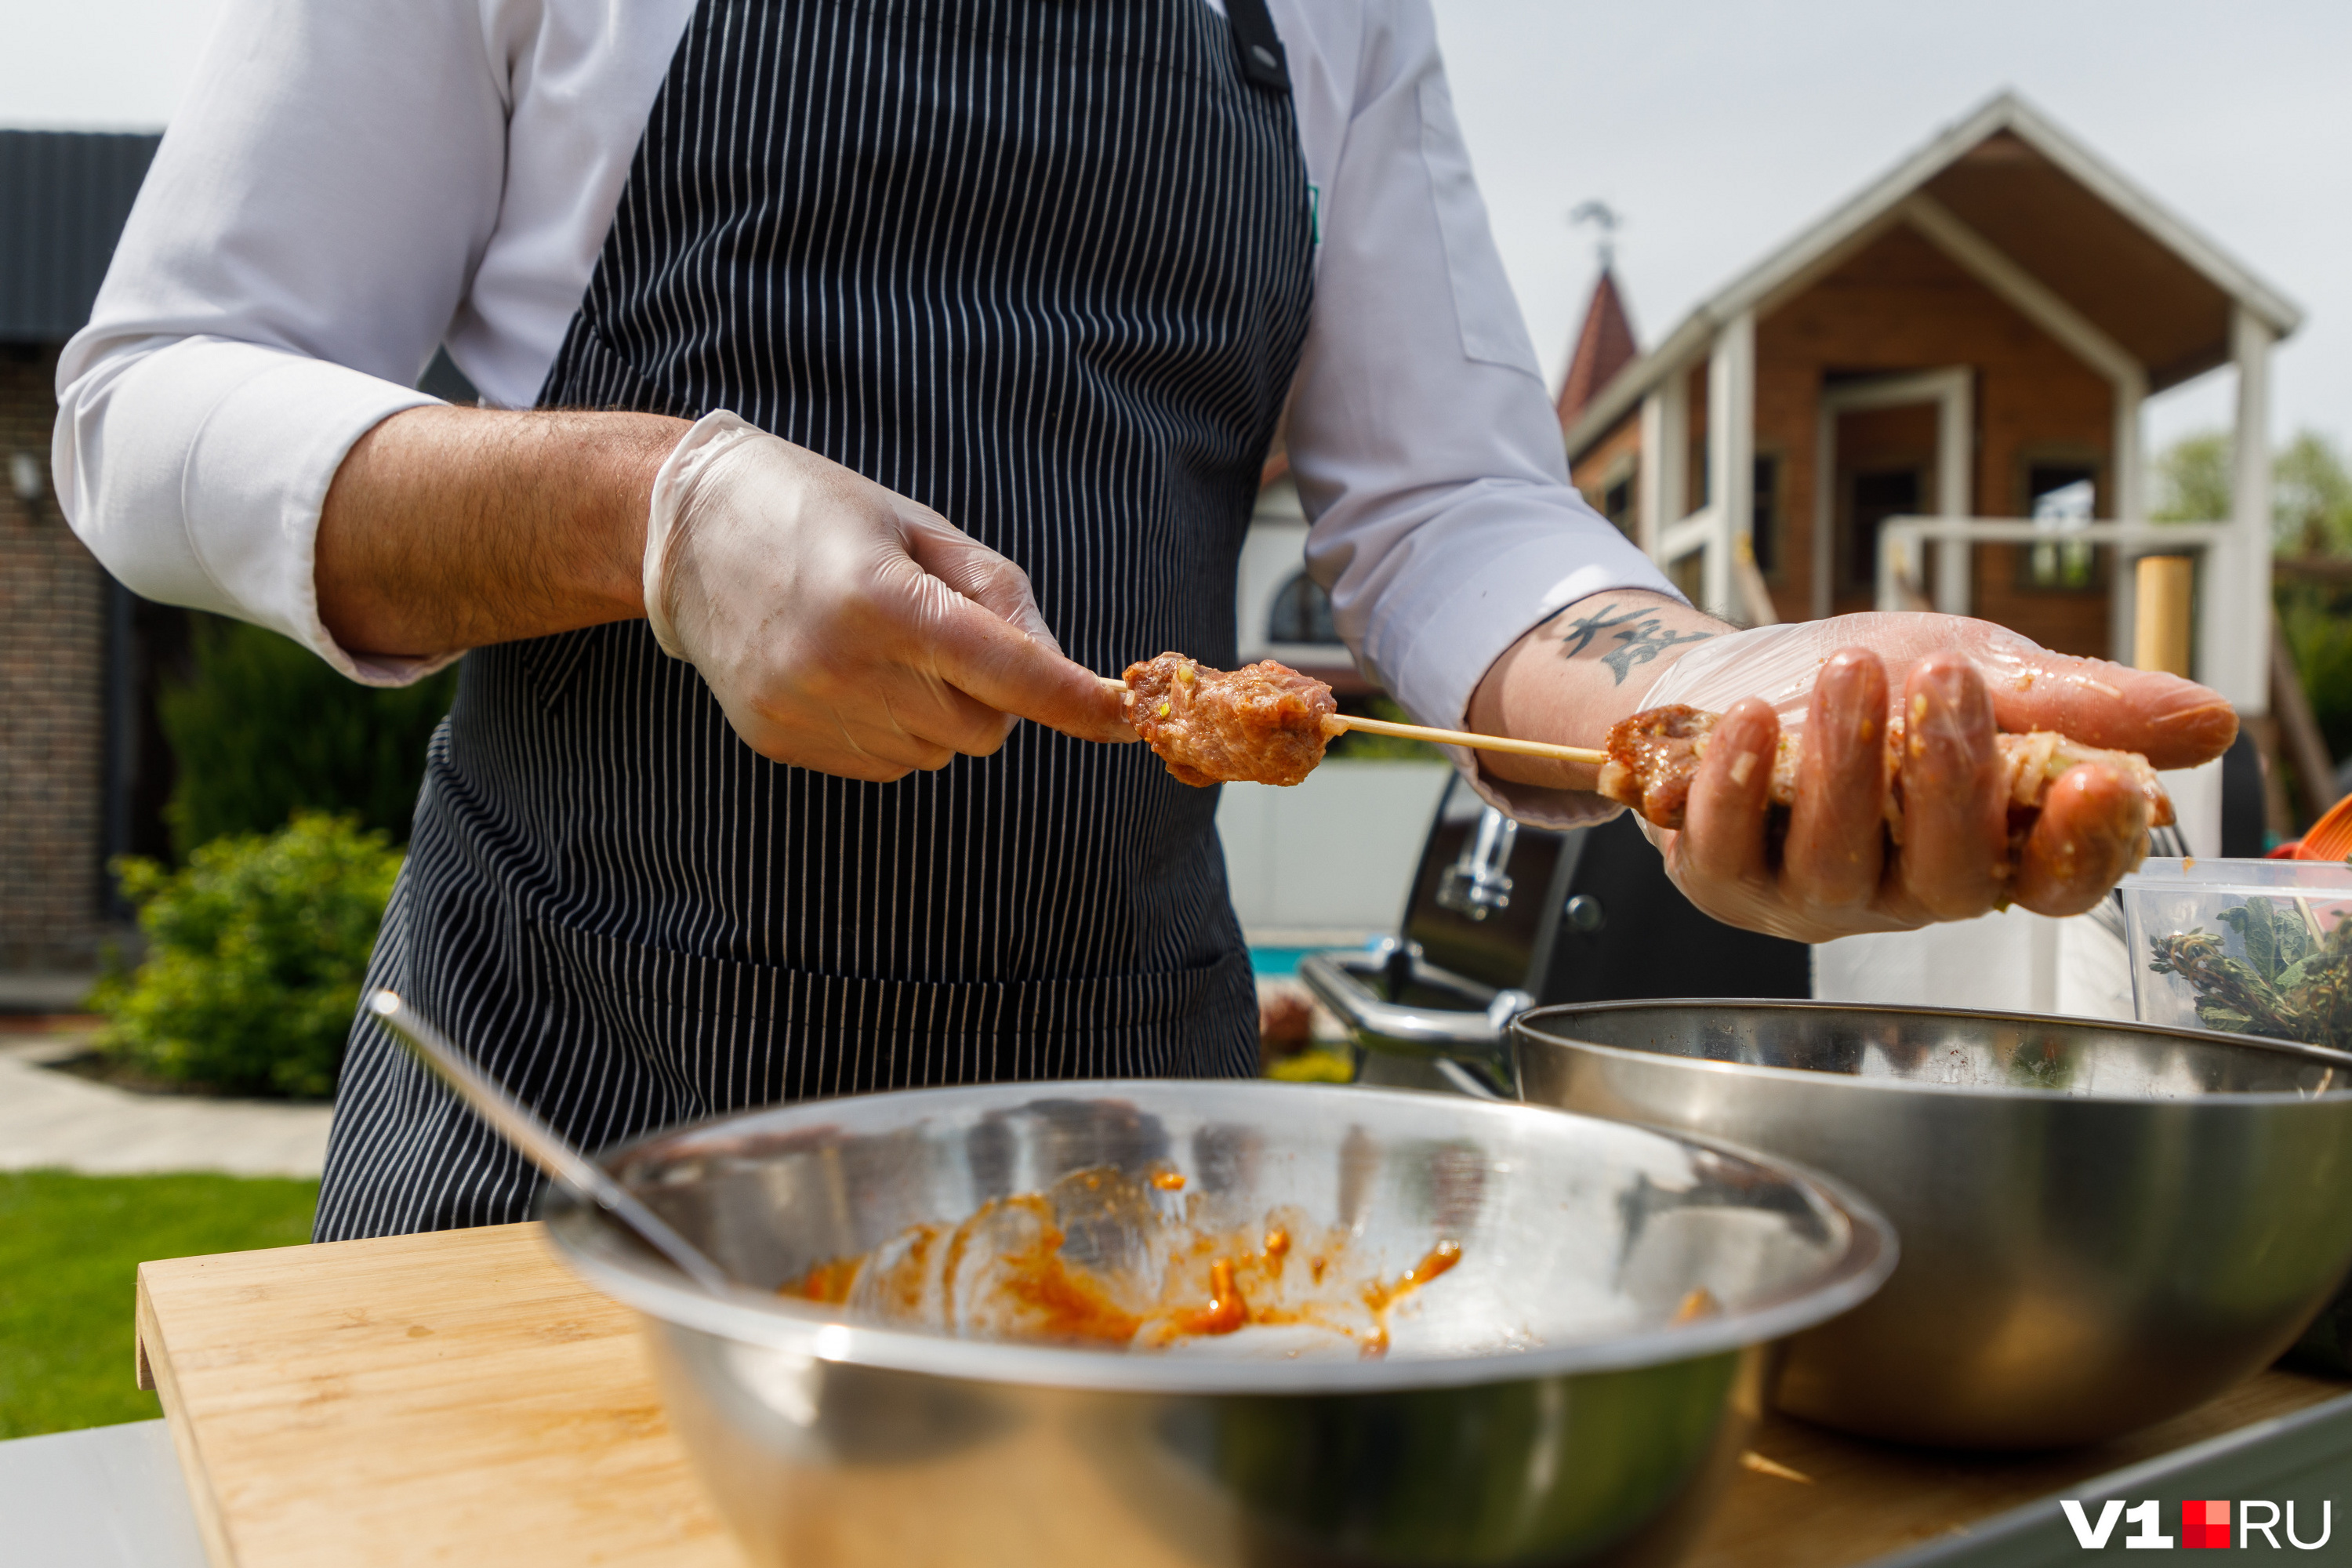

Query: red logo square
[[2182, 1499, 2230, 1548]]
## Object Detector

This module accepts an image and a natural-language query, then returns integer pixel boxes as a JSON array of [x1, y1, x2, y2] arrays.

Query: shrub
[[2281, 585, 2352, 764], [2151, 426, 2352, 551], [2277, 432, 2352, 557], [159, 615, 457, 858], [90, 815, 401, 1099], [2151, 430, 2232, 524]]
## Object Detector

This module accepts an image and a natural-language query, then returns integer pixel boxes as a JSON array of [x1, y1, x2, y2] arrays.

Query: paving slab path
[[0, 986, 1341, 1182], [0, 1034, 331, 1179]]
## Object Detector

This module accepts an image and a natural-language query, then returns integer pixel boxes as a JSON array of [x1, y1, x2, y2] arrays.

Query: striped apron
[[314, 0, 1316, 1239]]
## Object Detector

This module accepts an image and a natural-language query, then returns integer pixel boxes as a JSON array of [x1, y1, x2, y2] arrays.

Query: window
[[2024, 465, 2099, 590], [1845, 467, 1922, 591], [1751, 454, 1780, 576], [1602, 474, 1635, 538], [1267, 570, 1339, 644]]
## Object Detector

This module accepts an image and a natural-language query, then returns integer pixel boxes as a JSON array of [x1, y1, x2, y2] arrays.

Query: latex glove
[[646, 412, 1128, 781], [1633, 613, 2238, 938]]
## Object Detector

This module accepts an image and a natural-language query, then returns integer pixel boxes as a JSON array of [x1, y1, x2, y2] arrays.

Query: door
[[1811, 368, 1973, 620], [1831, 400, 1937, 616]]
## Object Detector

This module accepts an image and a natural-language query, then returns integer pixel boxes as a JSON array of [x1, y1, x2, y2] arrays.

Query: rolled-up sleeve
[[53, 0, 508, 685], [1283, 0, 1676, 819]]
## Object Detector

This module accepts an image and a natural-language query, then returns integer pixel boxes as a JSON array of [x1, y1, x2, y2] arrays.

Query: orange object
[[990, 1233, 1149, 1345], [1355, 1241, 1465, 1356], [2287, 792, 2352, 862], [781, 1255, 862, 1306], [2132, 556, 2196, 678], [1175, 1258, 1249, 1337], [1360, 1241, 1463, 1314], [1403, 1239, 1464, 1288], [771, 1170, 1471, 1357], [1671, 1287, 1721, 1325]]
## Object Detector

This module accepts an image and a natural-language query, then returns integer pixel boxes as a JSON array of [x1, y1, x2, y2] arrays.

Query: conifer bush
[[159, 616, 456, 856]]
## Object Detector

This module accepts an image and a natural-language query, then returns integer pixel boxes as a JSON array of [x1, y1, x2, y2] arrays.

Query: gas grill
[[1298, 775, 1810, 1094]]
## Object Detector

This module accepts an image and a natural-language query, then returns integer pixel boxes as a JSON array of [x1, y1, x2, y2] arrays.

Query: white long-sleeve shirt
[[53, 0, 1674, 782]]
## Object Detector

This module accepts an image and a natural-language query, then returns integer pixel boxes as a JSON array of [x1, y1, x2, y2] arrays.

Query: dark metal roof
[[0, 129, 161, 342]]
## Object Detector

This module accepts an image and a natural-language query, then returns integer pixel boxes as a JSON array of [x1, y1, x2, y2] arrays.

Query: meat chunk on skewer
[[1123, 653, 1338, 788], [1599, 703, 2174, 835], [1120, 652, 2174, 867]]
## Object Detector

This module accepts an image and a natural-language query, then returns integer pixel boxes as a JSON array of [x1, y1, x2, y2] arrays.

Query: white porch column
[[2107, 369, 2151, 666], [2227, 303, 2276, 715], [1704, 312, 1755, 620], [1638, 376, 1689, 562], [2111, 372, 2147, 521]]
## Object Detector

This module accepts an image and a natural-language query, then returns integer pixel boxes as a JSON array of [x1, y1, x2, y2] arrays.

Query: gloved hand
[[1639, 613, 2236, 769], [645, 412, 1128, 781], [1632, 613, 2238, 938]]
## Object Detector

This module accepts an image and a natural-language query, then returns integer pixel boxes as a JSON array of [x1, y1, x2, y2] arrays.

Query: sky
[[1428, 0, 2352, 458], [5, 0, 2344, 461]]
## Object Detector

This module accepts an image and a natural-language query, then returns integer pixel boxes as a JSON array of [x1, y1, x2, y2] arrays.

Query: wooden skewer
[[1322, 713, 1605, 767], [1102, 673, 1606, 767]]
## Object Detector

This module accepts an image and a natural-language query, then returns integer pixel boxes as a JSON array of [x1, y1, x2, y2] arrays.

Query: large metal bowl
[[1512, 1001, 2352, 1450], [543, 1080, 1892, 1567]]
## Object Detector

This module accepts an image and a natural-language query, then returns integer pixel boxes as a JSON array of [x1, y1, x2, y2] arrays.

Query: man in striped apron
[[318, 0, 1324, 1236], [61, 0, 2235, 1237]]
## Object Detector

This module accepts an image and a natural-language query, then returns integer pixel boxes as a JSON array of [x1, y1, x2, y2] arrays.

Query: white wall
[[1236, 483, 1307, 662], [1217, 761, 1453, 938], [1223, 484, 1446, 939], [1814, 906, 2067, 1014], [1235, 481, 1354, 670], [1812, 906, 2135, 1022], [1813, 756, 2219, 1021]]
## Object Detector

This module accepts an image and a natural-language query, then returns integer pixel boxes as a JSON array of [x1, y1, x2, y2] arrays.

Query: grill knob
[[1563, 895, 1605, 933]]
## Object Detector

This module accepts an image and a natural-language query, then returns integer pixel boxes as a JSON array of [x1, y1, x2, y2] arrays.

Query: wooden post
[[2131, 555, 2194, 677], [1932, 372, 1973, 616]]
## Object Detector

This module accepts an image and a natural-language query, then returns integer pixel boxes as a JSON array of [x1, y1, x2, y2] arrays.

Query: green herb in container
[[2122, 857, 2352, 1374]]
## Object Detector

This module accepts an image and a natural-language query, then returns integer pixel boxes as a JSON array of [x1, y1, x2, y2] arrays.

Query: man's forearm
[[314, 405, 691, 658], [1466, 590, 1730, 789]]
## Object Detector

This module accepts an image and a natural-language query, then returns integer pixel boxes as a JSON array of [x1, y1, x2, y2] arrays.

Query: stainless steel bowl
[[543, 1080, 1893, 1567], [1512, 1001, 2352, 1450]]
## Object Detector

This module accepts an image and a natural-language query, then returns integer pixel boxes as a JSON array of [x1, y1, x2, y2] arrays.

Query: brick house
[[1559, 93, 2298, 760], [0, 130, 164, 993]]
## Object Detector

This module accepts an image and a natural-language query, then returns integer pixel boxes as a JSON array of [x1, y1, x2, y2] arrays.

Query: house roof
[[0, 129, 160, 342], [1563, 92, 2303, 459], [1555, 267, 1639, 427]]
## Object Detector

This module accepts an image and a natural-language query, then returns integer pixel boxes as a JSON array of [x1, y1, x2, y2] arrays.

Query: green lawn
[[0, 1169, 318, 1439]]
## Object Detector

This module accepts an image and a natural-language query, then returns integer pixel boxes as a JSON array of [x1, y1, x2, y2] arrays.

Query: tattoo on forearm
[[1555, 602, 1715, 684]]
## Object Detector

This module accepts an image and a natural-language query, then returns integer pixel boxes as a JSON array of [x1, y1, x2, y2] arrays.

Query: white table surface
[[0, 1420, 207, 1566]]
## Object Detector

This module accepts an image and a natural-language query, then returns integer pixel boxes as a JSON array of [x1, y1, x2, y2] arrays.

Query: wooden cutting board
[[134, 1223, 2346, 1568], [136, 1224, 739, 1568]]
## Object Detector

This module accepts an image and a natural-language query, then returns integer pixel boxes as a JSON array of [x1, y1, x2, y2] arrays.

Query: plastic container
[[2119, 856, 2352, 1376], [2119, 857, 2352, 1049]]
